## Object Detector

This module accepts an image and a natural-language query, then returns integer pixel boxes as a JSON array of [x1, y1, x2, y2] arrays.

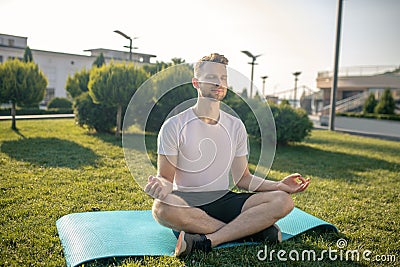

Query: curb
[[0, 114, 75, 120]]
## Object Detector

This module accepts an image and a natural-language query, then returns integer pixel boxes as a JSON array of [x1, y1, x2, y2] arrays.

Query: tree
[[74, 92, 116, 133], [65, 69, 90, 99], [280, 99, 290, 106], [88, 62, 149, 136], [253, 91, 262, 101], [374, 89, 395, 114], [240, 88, 248, 98], [171, 58, 186, 65], [0, 59, 47, 129], [92, 53, 105, 68], [23, 46, 33, 63], [144, 63, 195, 132], [300, 91, 312, 114], [142, 61, 171, 76], [363, 93, 377, 114]]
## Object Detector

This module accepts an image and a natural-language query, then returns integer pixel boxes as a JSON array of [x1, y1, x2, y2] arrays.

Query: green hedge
[[47, 97, 73, 109], [270, 103, 313, 145], [0, 108, 73, 116], [337, 112, 400, 122], [73, 92, 116, 133], [222, 95, 313, 145]]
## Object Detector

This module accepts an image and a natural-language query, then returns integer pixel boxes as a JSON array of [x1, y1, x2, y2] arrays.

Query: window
[[0, 55, 3, 63], [42, 88, 55, 105], [8, 39, 15, 47]]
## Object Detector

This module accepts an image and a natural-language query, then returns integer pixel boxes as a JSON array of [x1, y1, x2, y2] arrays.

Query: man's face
[[194, 62, 228, 101]]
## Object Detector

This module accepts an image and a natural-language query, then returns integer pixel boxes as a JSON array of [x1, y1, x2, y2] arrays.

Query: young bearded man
[[144, 53, 310, 257]]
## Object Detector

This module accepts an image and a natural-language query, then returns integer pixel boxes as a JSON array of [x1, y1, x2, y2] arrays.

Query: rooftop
[[318, 65, 400, 78]]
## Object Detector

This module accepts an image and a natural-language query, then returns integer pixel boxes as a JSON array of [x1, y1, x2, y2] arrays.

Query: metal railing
[[320, 91, 369, 114], [318, 65, 399, 78]]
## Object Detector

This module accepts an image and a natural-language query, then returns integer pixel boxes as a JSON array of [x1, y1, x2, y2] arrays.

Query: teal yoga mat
[[56, 208, 337, 267]]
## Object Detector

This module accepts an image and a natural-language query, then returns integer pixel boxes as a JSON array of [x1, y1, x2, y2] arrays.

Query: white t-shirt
[[157, 107, 248, 192]]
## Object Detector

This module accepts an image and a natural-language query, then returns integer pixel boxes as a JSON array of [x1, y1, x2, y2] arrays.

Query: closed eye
[[205, 74, 217, 79]]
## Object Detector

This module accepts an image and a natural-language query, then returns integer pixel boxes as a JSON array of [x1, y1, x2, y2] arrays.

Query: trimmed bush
[[270, 103, 313, 145], [363, 93, 377, 114], [374, 89, 395, 114], [47, 97, 73, 109], [223, 95, 312, 145], [74, 92, 116, 133]]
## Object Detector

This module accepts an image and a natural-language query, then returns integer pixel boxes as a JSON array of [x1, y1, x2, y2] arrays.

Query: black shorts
[[171, 190, 254, 223]]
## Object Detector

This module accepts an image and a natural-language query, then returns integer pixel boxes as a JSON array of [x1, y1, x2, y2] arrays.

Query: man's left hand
[[277, 173, 310, 194]]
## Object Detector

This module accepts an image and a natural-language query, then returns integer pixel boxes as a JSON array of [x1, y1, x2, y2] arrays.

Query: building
[[316, 65, 400, 114], [0, 33, 156, 105]]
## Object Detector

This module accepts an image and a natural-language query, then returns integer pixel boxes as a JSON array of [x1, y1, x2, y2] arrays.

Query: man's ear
[[192, 77, 199, 89]]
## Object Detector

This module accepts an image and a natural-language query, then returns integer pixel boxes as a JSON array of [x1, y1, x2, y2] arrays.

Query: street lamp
[[241, 50, 262, 98], [114, 30, 138, 61], [261, 75, 268, 97], [292, 71, 301, 107], [329, 0, 344, 131]]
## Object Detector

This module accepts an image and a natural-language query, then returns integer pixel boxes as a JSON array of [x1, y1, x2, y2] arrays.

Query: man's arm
[[157, 154, 177, 183], [144, 154, 176, 199], [231, 156, 310, 193], [231, 156, 279, 192]]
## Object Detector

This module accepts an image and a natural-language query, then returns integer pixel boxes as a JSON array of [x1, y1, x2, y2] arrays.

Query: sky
[[1, 0, 399, 98]]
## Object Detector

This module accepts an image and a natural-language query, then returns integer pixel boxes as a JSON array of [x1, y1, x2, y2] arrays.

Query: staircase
[[320, 92, 369, 115]]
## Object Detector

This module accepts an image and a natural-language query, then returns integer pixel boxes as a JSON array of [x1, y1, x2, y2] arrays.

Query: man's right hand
[[144, 175, 172, 200]]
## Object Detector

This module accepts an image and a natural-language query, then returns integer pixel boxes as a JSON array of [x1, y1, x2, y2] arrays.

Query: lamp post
[[293, 71, 301, 107], [114, 30, 138, 61], [329, 0, 344, 131], [241, 51, 262, 98], [261, 75, 268, 98]]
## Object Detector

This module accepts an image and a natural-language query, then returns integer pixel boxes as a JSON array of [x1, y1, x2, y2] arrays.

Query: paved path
[[0, 114, 74, 120], [309, 115, 400, 141]]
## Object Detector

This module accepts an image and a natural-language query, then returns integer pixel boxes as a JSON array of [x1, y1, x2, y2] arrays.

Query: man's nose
[[215, 78, 227, 88]]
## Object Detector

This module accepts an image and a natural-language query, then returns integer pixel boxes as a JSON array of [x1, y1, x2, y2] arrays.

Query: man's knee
[[152, 199, 189, 225], [273, 191, 294, 218], [152, 199, 170, 222]]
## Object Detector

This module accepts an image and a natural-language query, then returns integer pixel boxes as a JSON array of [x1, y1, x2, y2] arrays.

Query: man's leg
[[205, 190, 294, 247], [152, 193, 226, 234]]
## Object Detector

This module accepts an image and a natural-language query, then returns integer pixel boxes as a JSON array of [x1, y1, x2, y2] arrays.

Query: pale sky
[[1, 0, 399, 98]]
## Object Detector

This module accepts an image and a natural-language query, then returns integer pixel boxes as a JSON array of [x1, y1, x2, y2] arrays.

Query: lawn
[[0, 119, 398, 266]]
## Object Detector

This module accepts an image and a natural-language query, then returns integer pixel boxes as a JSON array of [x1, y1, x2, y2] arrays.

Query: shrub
[[229, 97, 313, 145], [363, 93, 377, 114], [65, 69, 90, 99], [280, 99, 290, 106], [374, 89, 395, 114], [223, 94, 312, 145], [74, 92, 116, 133], [47, 97, 73, 109], [270, 104, 313, 145]]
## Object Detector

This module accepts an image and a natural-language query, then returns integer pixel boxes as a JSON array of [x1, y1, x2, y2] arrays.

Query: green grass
[[0, 119, 399, 266]]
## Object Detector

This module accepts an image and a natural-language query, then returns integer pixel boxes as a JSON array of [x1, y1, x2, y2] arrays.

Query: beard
[[202, 91, 226, 101], [199, 84, 227, 101]]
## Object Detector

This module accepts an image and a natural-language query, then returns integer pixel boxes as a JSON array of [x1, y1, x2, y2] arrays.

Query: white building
[[0, 33, 156, 105], [316, 65, 400, 114]]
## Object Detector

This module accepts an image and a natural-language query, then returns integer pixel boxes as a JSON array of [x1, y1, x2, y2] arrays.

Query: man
[[144, 53, 310, 257]]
